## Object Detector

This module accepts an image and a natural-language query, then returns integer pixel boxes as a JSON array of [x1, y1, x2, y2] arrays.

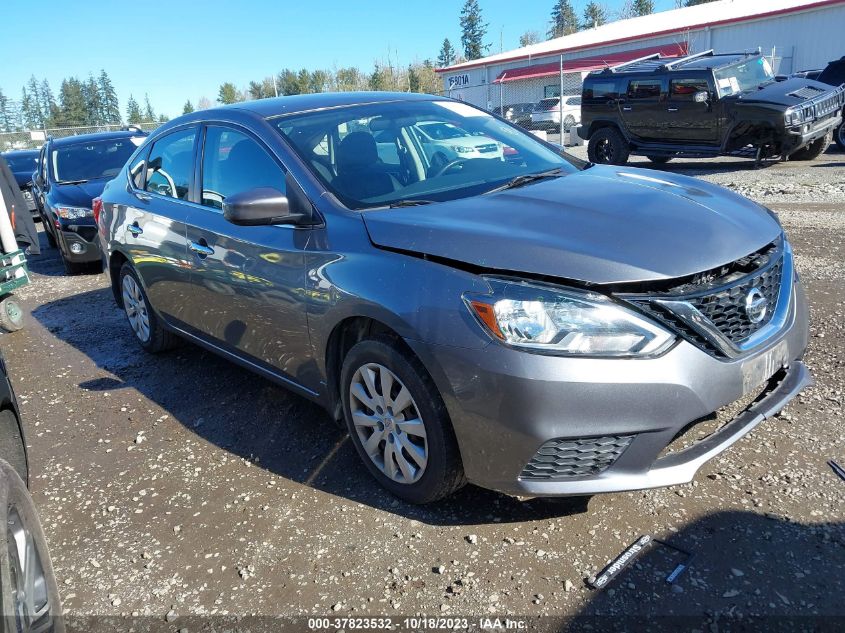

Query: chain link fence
[[435, 62, 587, 148], [0, 122, 162, 151]]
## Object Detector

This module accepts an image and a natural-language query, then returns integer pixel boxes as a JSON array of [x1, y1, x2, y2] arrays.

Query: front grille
[[688, 256, 783, 343], [520, 435, 634, 480], [477, 143, 498, 153]]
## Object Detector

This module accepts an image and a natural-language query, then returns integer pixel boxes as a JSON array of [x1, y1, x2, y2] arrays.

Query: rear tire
[[340, 337, 465, 504], [835, 122, 845, 151], [646, 155, 672, 164], [0, 296, 24, 332], [0, 459, 64, 632], [119, 263, 177, 353], [587, 127, 630, 165], [789, 132, 830, 161]]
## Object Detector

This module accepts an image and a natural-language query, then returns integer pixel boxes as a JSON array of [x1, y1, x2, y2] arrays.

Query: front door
[[664, 77, 719, 144], [619, 78, 666, 140], [183, 124, 312, 386]]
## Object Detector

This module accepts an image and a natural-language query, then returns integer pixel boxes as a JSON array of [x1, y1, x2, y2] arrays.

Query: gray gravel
[[4, 146, 844, 624]]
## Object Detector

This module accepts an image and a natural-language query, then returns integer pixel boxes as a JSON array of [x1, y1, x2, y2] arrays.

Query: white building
[[436, 0, 845, 110]]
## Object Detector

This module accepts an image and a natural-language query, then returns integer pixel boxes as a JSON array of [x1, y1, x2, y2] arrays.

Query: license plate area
[[741, 339, 788, 396]]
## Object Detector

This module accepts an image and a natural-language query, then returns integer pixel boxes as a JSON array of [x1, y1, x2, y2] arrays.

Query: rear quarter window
[[584, 81, 618, 100]]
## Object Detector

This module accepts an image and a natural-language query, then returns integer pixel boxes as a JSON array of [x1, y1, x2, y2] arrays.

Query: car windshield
[[714, 57, 775, 97], [273, 99, 579, 210], [51, 137, 143, 183], [4, 153, 38, 172]]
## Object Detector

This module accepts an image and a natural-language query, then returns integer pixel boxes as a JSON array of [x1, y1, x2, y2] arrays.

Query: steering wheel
[[430, 158, 468, 178]]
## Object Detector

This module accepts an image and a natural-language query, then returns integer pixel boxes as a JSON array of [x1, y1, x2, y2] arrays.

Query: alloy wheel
[[349, 363, 428, 484], [596, 138, 613, 163], [6, 505, 54, 630], [122, 274, 151, 342]]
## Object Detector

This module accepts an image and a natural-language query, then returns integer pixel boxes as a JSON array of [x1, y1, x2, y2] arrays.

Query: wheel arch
[[108, 248, 131, 307]]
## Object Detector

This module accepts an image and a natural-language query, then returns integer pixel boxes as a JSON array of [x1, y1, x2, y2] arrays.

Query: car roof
[[50, 129, 146, 148], [217, 91, 438, 119]]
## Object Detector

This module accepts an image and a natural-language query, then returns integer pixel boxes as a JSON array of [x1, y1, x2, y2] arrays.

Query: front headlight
[[464, 278, 675, 357], [785, 108, 805, 126], [56, 206, 93, 220], [451, 145, 475, 154]]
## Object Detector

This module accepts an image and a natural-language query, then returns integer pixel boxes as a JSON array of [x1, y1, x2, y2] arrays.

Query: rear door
[[183, 124, 312, 384], [123, 126, 197, 322], [665, 75, 719, 143], [620, 78, 666, 140]]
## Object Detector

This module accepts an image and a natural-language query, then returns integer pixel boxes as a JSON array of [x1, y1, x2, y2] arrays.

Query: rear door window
[[669, 78, 710, 100], [200, 126, 286, 211], [145, 128, 197, 200], [627, 80, 663, 99]]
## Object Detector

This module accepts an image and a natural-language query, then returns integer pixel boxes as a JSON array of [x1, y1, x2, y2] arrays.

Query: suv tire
[[340, 337, 466, 504], [119, 263, 177, 353], [646, 155, 672, 164], [587, 127, 630, 165], [835, 122, 845, 151], [789, 133, 830, 161]]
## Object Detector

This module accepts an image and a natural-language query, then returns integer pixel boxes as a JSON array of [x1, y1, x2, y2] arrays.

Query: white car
[[531, 96, 582, 131], [412, 121, 504, 169]]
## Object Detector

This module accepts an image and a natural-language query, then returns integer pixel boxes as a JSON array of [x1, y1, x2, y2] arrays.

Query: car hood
[[362, 165, 782, 285], [50, 179, 108, 209], [735, 77, 837, 107]]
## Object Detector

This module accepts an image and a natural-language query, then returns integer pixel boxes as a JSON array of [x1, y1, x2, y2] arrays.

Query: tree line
[[0, 70, 168, 133]]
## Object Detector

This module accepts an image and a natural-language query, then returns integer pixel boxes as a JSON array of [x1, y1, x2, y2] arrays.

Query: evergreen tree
[[182, 100, 195, 114], [39, 79, 58, 127], [58, 78, 87, 127], [309, 70, 330, 93], [369, 64, 389, 91], [548, 0, 579, 39], [158, 113, 169, 123], [98, 70, 121, 124], [633, 0, 654, 15], [459, 0, 488, 61], [437, 38, 456, 68], [126, 95, 142, 124], [82, 75, 103, 125], [25, 77, 44, 129], [217, 82, 241, 104], [686, 0, 718, 5], [582, 2, 607, 29], [20, 87, 36, 129], [0, 89, 13, 132], [143, 94, 155, 122]]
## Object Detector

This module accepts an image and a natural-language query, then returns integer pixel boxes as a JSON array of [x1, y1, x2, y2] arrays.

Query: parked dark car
[[32, 130, 146, 274], [800, 56, 845, 150], [99, 92, 810, 504], [0, 149, 40, 218], [0, 351, 63, 629], [580, 50, 845, 165], [492, 102, 534, 128]]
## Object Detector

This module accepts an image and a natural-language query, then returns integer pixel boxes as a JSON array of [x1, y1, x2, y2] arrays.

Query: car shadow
[[565, 510, 844, 627], [30, 281, 588, 527]]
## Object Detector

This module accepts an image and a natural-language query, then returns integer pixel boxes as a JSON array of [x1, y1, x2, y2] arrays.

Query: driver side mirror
[[693, 91, 710, 103], [223, 187, 315, 227]]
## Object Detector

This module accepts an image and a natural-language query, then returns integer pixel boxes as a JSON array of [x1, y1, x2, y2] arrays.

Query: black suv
[[580, 50, 845, 165], [0, 149, 40, 218], [32, 129, 146, 274], [798, 56, 845, 150]]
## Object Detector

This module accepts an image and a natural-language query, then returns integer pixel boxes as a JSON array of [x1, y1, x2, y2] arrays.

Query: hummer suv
[[579, 50, 845, 166]]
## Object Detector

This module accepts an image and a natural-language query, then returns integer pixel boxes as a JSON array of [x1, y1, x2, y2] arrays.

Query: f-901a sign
[[447, 74, 471, 89]]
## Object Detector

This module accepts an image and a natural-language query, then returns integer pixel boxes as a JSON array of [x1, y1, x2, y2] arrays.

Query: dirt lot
[[4, 147, 845, 629]]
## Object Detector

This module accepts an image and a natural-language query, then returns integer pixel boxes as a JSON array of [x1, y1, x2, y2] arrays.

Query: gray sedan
[[97, 92, 810, 503]]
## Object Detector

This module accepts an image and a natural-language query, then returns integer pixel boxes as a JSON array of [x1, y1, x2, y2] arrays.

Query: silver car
[[97, 92, 810, 504]]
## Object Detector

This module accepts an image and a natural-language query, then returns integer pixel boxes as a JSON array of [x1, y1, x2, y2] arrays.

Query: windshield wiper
[[58, 179, 89, 185], [485, 168, 563, 194], [388, 199, 437, 208]]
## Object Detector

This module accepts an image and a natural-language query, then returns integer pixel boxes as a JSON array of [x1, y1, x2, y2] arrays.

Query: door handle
[[667, 107, 679, 112], [189, 240, 214, 257], [127, 223, 143, 236], [134, 191, 151, 202], [622, 106, 632, 112]]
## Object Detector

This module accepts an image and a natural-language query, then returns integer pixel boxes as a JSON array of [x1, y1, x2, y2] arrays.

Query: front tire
[[835, 122, 845, 151], [119, 263, 177, 353], [587, 127, 630, 165], [789, 132, 830, 161], [340, 337, 465, 504], [0, 459, 64, 632]]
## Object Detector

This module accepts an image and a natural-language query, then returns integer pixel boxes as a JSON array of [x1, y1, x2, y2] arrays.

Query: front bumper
[[416, 279, 810, 497], [784, 112, 842, 154], [58, 224, 102, 263]]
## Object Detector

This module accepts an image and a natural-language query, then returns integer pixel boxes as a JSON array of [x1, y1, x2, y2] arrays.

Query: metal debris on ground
[[587, 534, 695, 590]]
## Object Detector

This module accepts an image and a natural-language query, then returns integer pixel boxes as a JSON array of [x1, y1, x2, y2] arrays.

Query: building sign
[[447, 74, 471, 89]]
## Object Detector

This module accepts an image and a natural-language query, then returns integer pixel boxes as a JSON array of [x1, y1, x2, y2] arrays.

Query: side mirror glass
[[223, 187, 306, 227], [693, 91, 710, 103]]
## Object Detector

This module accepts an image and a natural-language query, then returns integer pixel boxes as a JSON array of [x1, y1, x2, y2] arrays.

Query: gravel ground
[[3, 146, 844, 629]]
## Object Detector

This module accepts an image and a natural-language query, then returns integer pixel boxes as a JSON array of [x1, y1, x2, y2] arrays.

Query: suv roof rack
[[605, 52, 663, 73], [660, 49, 714, 69]]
